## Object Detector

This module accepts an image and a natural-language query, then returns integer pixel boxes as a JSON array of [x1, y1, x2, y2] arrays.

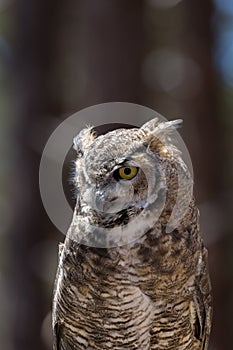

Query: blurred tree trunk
[[59, 0, 145, 110], [9, 1, 62, 350], [79, 0, 145, 105]]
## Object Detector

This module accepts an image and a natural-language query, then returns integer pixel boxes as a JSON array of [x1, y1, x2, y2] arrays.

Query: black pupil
[[124, 167, 131, 175]]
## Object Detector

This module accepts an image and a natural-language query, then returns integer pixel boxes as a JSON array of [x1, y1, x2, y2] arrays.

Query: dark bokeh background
[[0, 0, 232, 349]]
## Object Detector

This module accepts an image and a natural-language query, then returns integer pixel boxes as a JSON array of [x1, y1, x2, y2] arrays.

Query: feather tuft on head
[[140, 118, 183, 157], [73, 126, 96, 156], [141, 117, 183, 137]]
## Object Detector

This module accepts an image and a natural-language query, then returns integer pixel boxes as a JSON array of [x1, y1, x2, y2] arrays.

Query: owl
[[52, 118, 212, 350]]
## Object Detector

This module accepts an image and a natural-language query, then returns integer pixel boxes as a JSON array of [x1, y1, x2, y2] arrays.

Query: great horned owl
[[52, 118, 212, 350]]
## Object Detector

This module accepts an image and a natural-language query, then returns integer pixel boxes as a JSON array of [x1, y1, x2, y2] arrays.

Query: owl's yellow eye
[[117, 166, 139, 180]]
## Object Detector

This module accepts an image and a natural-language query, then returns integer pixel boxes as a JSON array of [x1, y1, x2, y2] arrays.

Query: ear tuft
[[73, 127, 96, 156], [141, 117, 159, 133], [154, 119, 183, 134], [141, 118, 183, 137], [141, 117, 182, 133]]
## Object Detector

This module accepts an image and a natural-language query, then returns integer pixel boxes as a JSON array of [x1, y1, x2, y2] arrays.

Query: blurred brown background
[[0, 0, 232, 349]]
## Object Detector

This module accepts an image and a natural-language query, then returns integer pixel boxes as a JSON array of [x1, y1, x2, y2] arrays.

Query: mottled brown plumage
[[52, 118, 212, 349]]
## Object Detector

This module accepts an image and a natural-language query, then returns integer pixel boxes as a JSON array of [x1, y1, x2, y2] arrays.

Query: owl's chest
[[59, 257, 196, 350], [56, 239, 199, 349], [62, 267, 154, 349], [73, 234, 196, 301], [71, 241, 195, 318]]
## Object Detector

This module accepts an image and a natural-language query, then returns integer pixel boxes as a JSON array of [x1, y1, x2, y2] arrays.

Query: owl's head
[[73, 118, 182, 212], [71, 118, 192, 246]]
